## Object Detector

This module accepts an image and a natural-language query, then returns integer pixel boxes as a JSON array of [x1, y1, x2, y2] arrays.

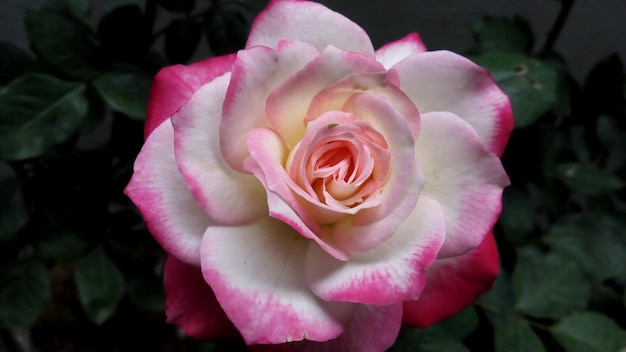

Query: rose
[[125, 0, 512, 350]]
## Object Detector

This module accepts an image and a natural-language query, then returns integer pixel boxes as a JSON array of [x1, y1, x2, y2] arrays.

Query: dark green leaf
[[0, 42, 40, 85], [0, 259, 51, 327], [540, 53, 575, 118], [165, 18, 203, 64], [0, 177, 29, 242], [125, 260, 165, 312], [553, 162, 623, 195], [93, 65, 151, 120], [499, 187, 535, 243], [205, 8, 249, 56], [543, 214, 626, 282], [472, 16, 533, 54], [597, 115, 626, 160], [471, 53, 558, 128], [435, 305, 479, 340], [389, 326, 470, 352], [0, 74, 87, 160], [512, 252, 590, 319], [43, 0, 92, 27], [75, 247, 126, 324], [157, 0, 195, 13], [25, 10, 100, 80], [36, 225, 89, 263], [491, 314, 546, 352], [569, 126, 591, 162], [551, 311, 626, 352]]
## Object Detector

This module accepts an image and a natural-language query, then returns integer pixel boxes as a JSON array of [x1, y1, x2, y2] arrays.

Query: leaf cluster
[[0, 0, 261, 350]]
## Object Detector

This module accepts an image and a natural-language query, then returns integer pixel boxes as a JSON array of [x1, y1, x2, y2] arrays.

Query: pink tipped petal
[[172, 74, 267, 225], [221, 42, 319, 171], [201, 217, 356, 345], [403, 233, 499, 327], [145, 54, 236, 139], [244, 127, 349, 260], [375, 33, 427, 69], [246, 0, 374, 57], [392, 50, 513, 156], [266, 46, 385, 147], [330, 93, 423, 252], [416, 111, 509, 258], [306, 196, 445, 305], [163, 256, 238, 339], [251, 303, 403, 352], [125, 120, 209, 265]]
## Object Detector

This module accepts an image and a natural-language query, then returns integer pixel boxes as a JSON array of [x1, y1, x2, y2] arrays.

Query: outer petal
[[251, 303, 403, 352], [266, 46, 385, 147], [416, 111, 509, 258], [201, 217, 356, 345], [125, 120, 209, 265], [172, 74, 267, 225], [246, 0, 374, 57], [306, 196, 445, 305], [393, 50, 513, 156], [145, 54, 236, 139], [375, 33, 427, 69], [163, 256, 238, 339], [220, 41, 319, 171], [403, 233, 499, 327]]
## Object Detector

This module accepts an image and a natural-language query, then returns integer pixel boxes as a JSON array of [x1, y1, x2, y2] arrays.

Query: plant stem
[[543, 0, 575, 52]]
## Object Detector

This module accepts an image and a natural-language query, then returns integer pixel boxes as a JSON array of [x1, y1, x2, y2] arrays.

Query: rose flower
[[125, 0, 513, 350]]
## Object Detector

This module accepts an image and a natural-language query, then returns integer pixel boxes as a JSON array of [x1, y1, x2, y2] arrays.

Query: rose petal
[[146, 54, 236, 139], [163, 256, 238, 339], [244, 127, 349, 260], [246, 0, 374, 57], [221, 41, 319, 171], [200, 217, 356, 345], [306, 196, 445, 305], [375, 33, 427, 69], [251, 303, 403, 352], [416, 111, 509, 258], [403, 233, 499, 327], [266, 46, 385, 147], [125, 120, 209, 265], [330, 93, 424, 253], [392, 50, 513, 156], [172, 73, 267, 225]]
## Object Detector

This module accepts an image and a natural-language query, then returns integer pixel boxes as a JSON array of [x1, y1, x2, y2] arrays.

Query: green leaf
[[553, 162, 623, 196], [472, 16, 533, 54], [36, 225, 89, 263], [0, 74, 87, 160], [157, 0, 195, 13], [499, 187, 535, 243], [125, 262, 165, 312], [471, 53, 558, 128], [205, 8, 249, 56], [0, 177, 29, 242], [552, 311, 626, 352], [389, 326, 470, 352], [597, 115, 626, 159], [165, 18, 203, 64], [435, 305, 479, 340], [492, 314, 546, 352], [512, 252, 590, 319], [43, 0, 92, 27], [478, 273, 547, 352], [0, 259, 51, 328], [25, 10, 100, 80], [75, 247, 126, 324], [543, 213, 626, 282], [93, 65, 151, 120], [0, 42, 40, 85]]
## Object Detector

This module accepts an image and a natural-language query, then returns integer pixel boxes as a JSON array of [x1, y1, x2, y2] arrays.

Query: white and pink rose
[[126, 0, 513, 350]]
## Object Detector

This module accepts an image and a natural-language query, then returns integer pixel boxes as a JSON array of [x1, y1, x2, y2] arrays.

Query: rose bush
[[125, 0, 513, 350]]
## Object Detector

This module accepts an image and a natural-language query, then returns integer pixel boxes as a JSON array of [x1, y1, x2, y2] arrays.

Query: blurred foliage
[[0, 0, 624, 351]]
